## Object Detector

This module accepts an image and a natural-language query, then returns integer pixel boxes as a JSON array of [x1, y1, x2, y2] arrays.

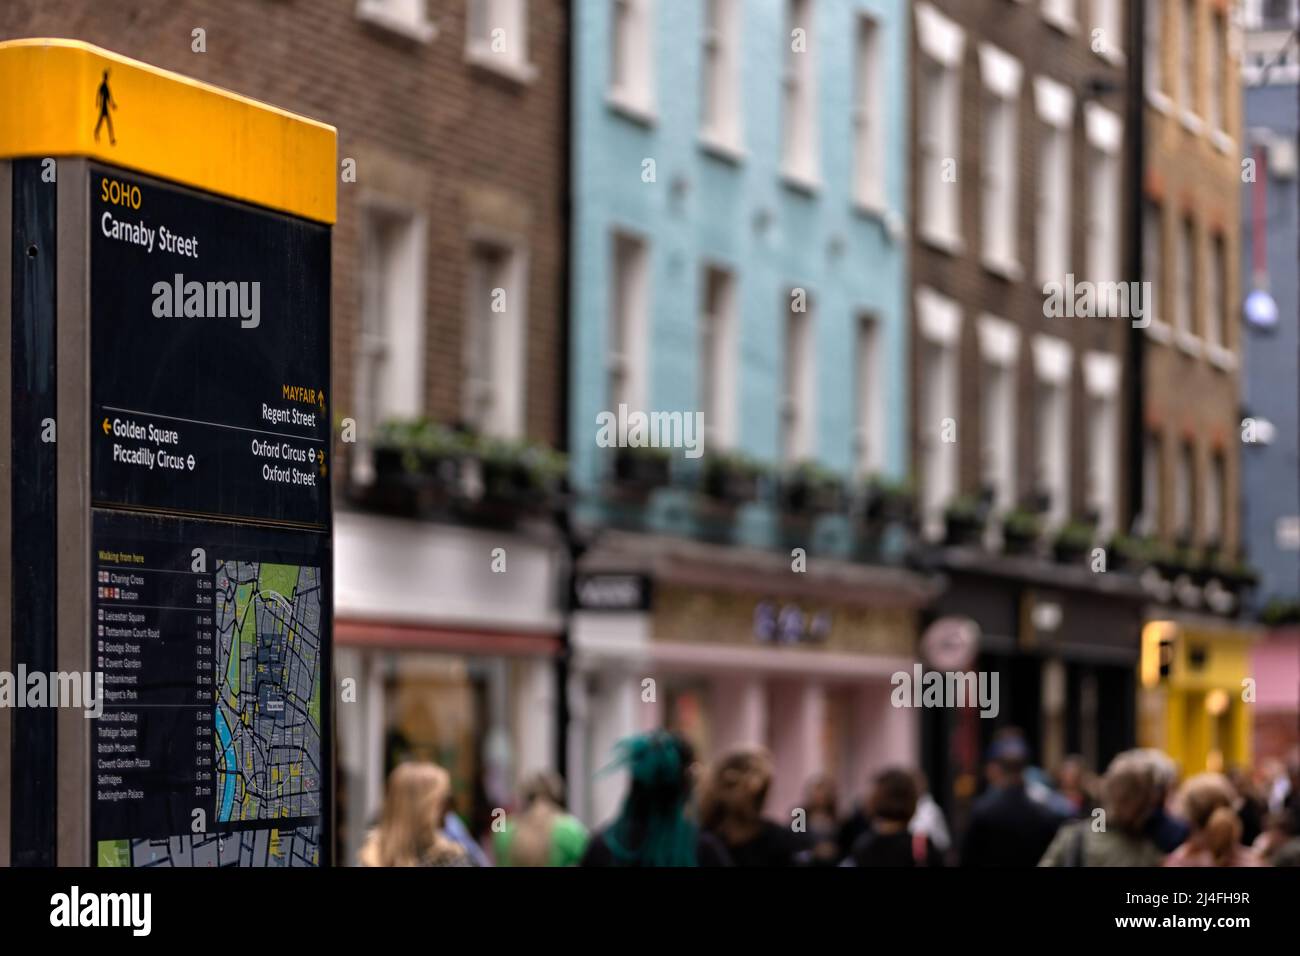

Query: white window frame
[[466, 0, 537, 82], [781, 288, 816, 464], [980, 45, 1024, 277], [1205, 452, 1224, 545], [1033, 334, 1073, 530], [354, 202, 428, 484], [700, 0, 744, 156], [852, 13, 885, 211], [463, 235, 528, 440], [1205, 232, 1224, 349], [917, 287, 962, 539], [1034, 76, 1074, 285], [1174, 442, 1195, 542], [781, 0, 820, 189], [853, 313, 885, 480], [356, 0, 437, 43], [1206, 233, 1236, 368], [978, 315, 1020, 517], [700, 264, 738, 451], [1085, 104, 1123, 301], [1143, 201, 1169, 339], [1209, 10, 1229, 141], [1090, 0, 1125, 63], [1083, 351, 1121, 538], [1175, 216, 1201, 353], [609, 231, 650, 415], [916, 4, 965, 252], [1043, 0, 1079, 33], [1141, 430, 1162, 537], [1180, 0, 1201, 130], [609, 0, 657, 121], [1146, 0, 1172, 109]]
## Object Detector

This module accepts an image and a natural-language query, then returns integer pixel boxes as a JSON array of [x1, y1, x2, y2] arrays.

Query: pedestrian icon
[[94, 69, 116, 145]]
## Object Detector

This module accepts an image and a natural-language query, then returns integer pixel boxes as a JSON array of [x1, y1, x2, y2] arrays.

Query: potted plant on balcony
[[1260, 599, 1300, 628], [482, 437, 567, 501], [611, 444, 672, 494], [779, 461, 845, 516], [702, 450, 768, 505], [1052, 520, 1096, 564], [1106, 533, 1152, 573], [862, 475, 916, 526], [1173, 544, 1205, 581], [1001, 508, 1042, 556], [1148, 539, 1182, 579], [365, 418, 472, 512], [1211, 551, 1259, 596], [943, 495, 987, 548]]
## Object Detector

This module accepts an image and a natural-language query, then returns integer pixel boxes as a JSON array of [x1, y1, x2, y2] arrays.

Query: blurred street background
[[5, 0, 1298, 867]]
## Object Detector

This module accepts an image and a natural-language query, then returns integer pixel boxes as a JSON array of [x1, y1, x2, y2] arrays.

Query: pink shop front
[[565, 532, 933, 828]]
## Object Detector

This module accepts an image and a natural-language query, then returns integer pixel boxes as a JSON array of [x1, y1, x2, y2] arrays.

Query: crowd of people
[[355, 728, 1300, 868]]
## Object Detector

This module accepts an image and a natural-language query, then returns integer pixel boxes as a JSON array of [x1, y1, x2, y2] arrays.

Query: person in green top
[[493, 770, 589, 867], [1039, 749, 1167, 867]]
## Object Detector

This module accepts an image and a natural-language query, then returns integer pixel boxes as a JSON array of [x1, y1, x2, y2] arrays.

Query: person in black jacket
[[699, 747, 807, 866], [960, 729, 1065, 867], [847, 768, 943, 867]]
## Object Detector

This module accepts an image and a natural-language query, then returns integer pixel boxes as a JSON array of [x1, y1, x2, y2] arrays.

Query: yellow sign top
[[0, 38, 337, 224]]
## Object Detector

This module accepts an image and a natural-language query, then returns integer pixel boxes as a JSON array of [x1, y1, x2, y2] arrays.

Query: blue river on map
[[216, 708, 237, 821]]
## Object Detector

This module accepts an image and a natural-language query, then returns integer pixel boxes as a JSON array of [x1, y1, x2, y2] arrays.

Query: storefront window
[[381, 653, 518, 842], [663, 678, 714, 762]]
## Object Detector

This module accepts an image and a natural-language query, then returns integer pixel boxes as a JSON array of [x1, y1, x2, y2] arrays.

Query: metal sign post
[[0, 39, 336, 866]]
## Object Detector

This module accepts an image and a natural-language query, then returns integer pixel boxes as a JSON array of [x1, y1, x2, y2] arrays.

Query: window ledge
[[854, 201, 905, 243], [981, 254, 1024, 282], [1211, 129, 1235, 155], [1094, 46, 1126, 68], [920, 228, 965, 257], [698, 132, 746, 165], [781, 169, 822, 196], [356, 0, 437, 43], [1145, 319, 1173, 344], [465, 43, 538, 84], [1180, 110, 1204, 136], [607, 91, 658, 127], [1043, 11, 1079, 35], [1175, 330, 1203, 357], [1206, 343, 1238, 371], [1146, 89, 1174, 114]]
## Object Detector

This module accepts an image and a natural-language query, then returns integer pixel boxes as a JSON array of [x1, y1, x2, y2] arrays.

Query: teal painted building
[[569, 0, 911, 517], [565, 1, 928, 827]]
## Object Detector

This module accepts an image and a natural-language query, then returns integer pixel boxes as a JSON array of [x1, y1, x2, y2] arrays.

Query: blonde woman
[[1165, 773, 1264, 868], [357, 762, 469, 867]]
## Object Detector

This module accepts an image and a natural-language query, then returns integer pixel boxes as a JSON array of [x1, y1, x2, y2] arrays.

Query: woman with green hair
[[580, 731, 732, 867]]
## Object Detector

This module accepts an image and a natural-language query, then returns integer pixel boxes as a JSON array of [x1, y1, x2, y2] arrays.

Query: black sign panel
[[573, 573, 653, 611], [90, 167, 330, 529], [89, 510, 329, 867]]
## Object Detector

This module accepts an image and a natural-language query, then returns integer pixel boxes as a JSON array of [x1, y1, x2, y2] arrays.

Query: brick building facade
[[1, 0, 571, 862], [2, 0, 568, 448], [1135, 0, 1257, 778], [909, 1, 1144, 809]]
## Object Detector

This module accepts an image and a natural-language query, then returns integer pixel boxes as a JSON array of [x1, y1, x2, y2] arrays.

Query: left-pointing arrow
[[101, 417, 111, 435]]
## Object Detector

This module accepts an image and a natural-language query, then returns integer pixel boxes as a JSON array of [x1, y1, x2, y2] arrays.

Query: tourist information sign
[[0, 39, 336, 866]]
